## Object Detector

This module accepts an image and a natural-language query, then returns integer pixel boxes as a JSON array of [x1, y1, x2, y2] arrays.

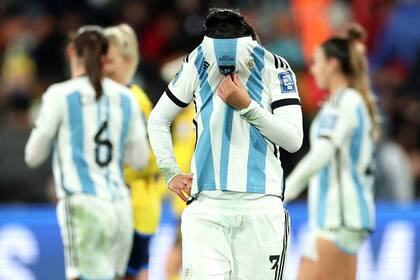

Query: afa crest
[[245, 58, 255, 70]]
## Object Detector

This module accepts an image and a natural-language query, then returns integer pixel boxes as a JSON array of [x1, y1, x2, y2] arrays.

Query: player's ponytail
[[346, 24, 380, 138], [321, 24, 379, 138], [73, 26, 109, 100]]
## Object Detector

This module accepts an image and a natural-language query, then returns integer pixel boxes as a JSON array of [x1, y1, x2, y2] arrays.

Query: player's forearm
[[25, 129, 52, 168], [239, 100, 303, 152], [147, 95, 183, 184], [285, 139, 334, 201]]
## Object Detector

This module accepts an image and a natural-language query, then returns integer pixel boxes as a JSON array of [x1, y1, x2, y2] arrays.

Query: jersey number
[[270, 255, 281, 280], [94, 121, 113, 167]]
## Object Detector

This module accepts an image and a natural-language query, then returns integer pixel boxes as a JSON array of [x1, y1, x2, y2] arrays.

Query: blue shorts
[[126, 232, 152, 276]]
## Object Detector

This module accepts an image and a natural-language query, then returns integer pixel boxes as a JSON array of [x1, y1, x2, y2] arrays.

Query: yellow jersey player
[[104, 24, 166, 280]]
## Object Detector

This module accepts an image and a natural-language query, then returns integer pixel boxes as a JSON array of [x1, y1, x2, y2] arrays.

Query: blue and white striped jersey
[[26, 77, 149, 201], [161, 36, 302, 197], [308, 88, 375, 231]]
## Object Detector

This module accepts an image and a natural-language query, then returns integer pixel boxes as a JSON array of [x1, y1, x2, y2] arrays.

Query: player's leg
[[316, 227, 369, 280], [297, 257, 322, 280], [316, 237, 357, 280], [297, 232, 322, 280], [57, 195, 115, 280], [181, 198, 232, 280], [123, 232, 152, 280], [231, 198, 290, 280]]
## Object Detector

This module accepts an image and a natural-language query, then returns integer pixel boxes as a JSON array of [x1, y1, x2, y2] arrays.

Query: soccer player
[[285, 25, 378, 280], [25, 26, 150, 280], [103, 23, 167, 280], [148, 8, 303, 280]]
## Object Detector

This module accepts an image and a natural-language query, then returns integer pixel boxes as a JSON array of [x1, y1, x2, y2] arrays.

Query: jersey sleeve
[[124, 95, 150, 169], [267, 55, 301, 112], [317, 92, 357, 146], [34, 86, 62, 137], [165, 57, 198, 107], [25, 86, 62, 167]]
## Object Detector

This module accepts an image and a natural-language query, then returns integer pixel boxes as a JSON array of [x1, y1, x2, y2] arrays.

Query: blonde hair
[[322, 23, 380, 138], [346, 24, 380, 138], [104, 24, 139, 82]]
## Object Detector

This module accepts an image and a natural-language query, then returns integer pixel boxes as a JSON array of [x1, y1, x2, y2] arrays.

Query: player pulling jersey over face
[[147, 8, 303, 280], [151, 32, 303, 198], [25, 26, 149, 280]]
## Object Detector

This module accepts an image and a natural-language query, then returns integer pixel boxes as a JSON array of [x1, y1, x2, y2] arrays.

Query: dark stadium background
[[0, 0, 419, 279]]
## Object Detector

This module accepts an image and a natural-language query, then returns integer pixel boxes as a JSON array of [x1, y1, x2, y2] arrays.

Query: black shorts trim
[[279, 210, 290, 279]]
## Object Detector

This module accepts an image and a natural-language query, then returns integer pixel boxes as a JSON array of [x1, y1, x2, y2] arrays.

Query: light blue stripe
[[317, 166, 329, 227], [194, 45, 216, 191], [246, 46, 266, 104], [246, 46, 267, 193], [67, 92, 96, 195], [214, 38, 238, 190], [119, 94, 131, 183], [351, 107, 370, 228]]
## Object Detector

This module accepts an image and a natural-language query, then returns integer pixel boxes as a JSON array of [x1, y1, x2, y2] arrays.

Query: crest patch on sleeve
[[279, 71, 296, 93]]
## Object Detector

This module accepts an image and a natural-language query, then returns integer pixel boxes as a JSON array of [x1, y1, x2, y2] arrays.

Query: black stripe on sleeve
[[278, 56, 285, 68], [273, 54, 279, 68], [165, 87, 189, 108], [279, 57, 289, 69], [271, 98, 301, 111]]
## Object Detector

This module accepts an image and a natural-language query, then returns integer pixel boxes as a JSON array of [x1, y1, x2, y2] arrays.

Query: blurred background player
[[103, 24, 166, 280], [285, 24, 379, 280], [148, 8, 303, 279], [24, 26, 150, 280]]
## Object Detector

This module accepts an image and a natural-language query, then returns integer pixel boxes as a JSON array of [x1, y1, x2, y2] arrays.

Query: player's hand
[[168, 173, 193, 202], [218, 74, 251, 110]]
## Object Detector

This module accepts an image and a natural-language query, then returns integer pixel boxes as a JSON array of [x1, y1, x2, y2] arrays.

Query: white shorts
[[303, 227, 370, 261], [56, 194, 133, 279], [181, 193, 290, 280]]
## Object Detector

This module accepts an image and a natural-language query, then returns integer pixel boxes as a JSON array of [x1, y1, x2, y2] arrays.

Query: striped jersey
[[308, 88, 375, 231], [166, 36, 301, 197], [34, 77, 147, 201]]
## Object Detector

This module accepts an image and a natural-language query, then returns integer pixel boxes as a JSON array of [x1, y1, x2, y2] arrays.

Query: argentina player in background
[[25, 26, 150, 280], [285, 24, 379, 280], [148, 8, 303, 280]]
